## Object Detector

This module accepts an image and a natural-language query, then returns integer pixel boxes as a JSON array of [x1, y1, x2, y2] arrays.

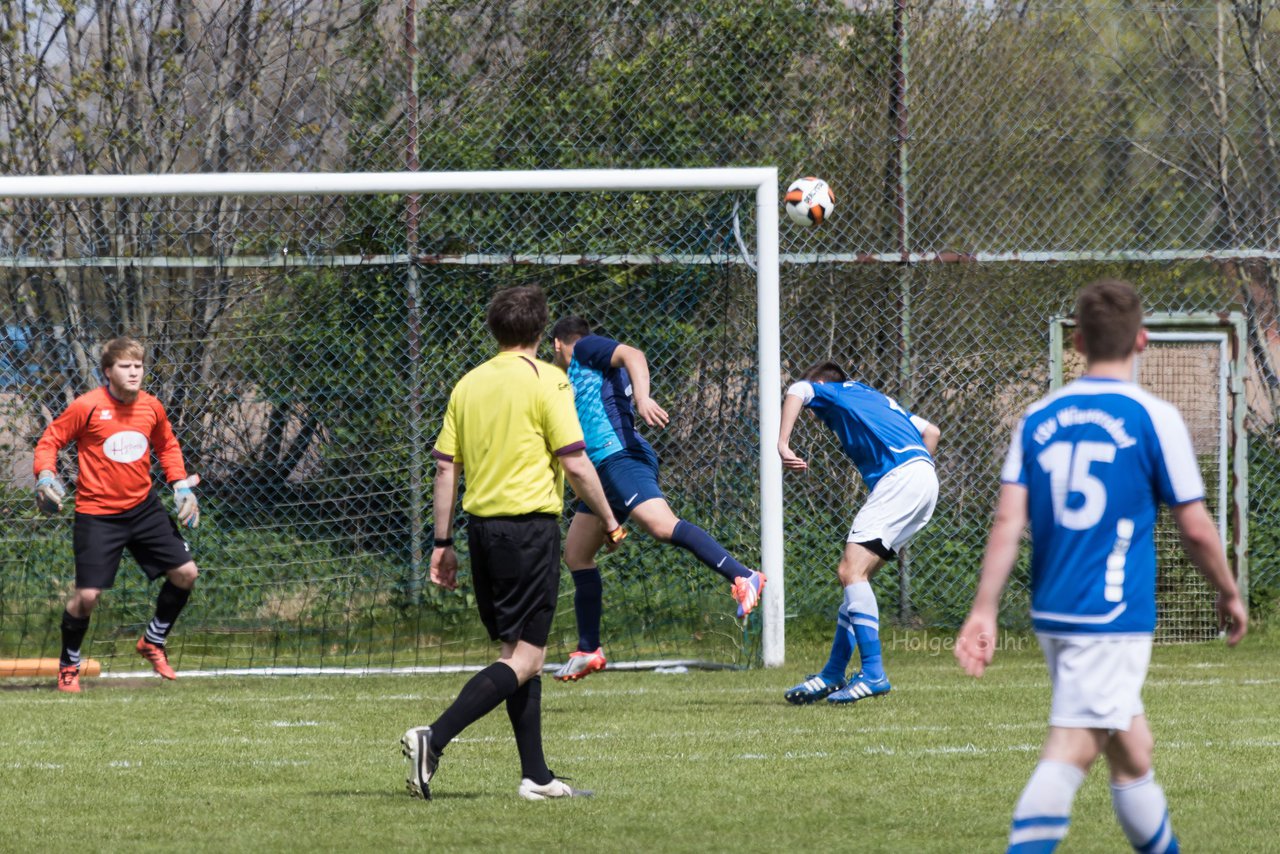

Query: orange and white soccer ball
[[784, 176, 834, 226]]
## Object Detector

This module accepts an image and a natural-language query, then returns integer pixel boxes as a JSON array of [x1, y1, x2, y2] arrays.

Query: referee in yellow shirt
[[402, 284, 625, 802]]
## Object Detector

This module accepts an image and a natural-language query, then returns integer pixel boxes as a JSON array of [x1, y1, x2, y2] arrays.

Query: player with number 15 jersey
[[1003, 379, 1204, 636], [958, 279, 1246, 854]]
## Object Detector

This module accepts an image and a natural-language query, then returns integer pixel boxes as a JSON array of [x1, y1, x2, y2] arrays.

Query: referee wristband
[[433, 537, 454, 548]]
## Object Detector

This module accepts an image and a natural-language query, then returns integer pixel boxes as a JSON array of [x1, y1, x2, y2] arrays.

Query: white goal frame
[[0, 168, 788, 667]]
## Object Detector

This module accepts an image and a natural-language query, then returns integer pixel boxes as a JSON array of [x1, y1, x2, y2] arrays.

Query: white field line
[[82, 656, 1234, 681], [98, 659, 730, 679], [5, 727, 1274, 773], [7, 674, 1276, 710], [8, 758, 315, 771]]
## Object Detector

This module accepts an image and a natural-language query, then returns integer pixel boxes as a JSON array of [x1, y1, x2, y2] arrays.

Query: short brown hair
[[799, 361, 848, 383], [486, 285, 549, 347], [101, 336, 145, 371], [1075, 279, 1143, 362]]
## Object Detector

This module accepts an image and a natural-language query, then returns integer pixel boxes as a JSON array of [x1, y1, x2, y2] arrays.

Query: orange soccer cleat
[[57, 664, 81, 693], [732, 571, 767, 618], [136, 637, 177, 680], [553, 648, 607, 682]]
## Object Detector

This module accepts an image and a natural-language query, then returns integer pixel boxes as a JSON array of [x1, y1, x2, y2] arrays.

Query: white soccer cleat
[[518, 777, 593, 801], [401, 725, 439, 800]]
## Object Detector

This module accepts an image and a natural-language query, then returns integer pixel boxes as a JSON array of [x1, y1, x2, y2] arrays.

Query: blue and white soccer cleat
[[783, 673, 847, 705], [826, 673, 891, 705]]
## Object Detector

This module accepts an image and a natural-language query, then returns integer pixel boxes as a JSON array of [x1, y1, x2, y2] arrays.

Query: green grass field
[[3, 629, 1277, 852]]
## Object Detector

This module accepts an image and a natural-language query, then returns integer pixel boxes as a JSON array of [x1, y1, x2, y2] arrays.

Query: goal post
[[0, 169, 788, 673], [1050, 311, 1248, 642]]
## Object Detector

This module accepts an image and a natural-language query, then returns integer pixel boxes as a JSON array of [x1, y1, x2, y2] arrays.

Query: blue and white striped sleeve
[[1000, 415, 1027, 485], [1149, 400, 1205, 506], [786, 380, 815, 405]]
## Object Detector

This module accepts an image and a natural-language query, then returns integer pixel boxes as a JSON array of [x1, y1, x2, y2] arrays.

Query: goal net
[[1050, 313, 1248, 642], [0, 170, 786, 676]]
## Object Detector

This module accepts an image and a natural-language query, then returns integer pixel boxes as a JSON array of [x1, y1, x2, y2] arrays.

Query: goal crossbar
[[0, 168, 778, 199]]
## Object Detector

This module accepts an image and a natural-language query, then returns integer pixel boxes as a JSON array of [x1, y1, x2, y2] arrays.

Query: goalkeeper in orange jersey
[[33, 336, 201, 692]]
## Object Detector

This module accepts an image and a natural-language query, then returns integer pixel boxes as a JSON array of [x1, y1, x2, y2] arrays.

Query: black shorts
[[467, 513, 560, 647], [73, 492, 193, 589]]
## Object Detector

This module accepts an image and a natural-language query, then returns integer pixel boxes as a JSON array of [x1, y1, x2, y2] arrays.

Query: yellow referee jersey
[[432, 351, 585, 517]]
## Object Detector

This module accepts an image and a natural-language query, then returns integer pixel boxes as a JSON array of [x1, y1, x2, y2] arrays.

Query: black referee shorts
[[467, 513, 561, 647], [73, 492, 193, 589]]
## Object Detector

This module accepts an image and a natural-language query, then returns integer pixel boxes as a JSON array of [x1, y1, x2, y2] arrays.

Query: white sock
[[1111, 771, 1177, 853], [1007, 760, 1086, 852], [844, 581, 877, 619], [844, 582, 883, 679]]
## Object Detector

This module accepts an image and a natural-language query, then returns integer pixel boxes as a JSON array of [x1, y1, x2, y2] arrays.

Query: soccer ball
[[784, 176, 834, 226]]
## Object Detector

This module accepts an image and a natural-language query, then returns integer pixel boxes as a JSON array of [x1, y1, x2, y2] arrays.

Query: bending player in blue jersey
[[956, 279, 1248, 853], [778, 362, 940, 705], [549, 317, 766, 681]]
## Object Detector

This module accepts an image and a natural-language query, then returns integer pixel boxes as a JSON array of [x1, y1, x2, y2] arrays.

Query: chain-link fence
[[3, 1, 1279, 672]]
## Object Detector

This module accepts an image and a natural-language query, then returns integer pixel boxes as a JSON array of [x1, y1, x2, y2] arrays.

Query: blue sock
[[1007, 761, 1085, 853], [1111, 772, 1179, 853], [819, 608, 855, 684], [571, 568, 603, 652], [848, 582, 884, 681], [670, 520, 751, 582]]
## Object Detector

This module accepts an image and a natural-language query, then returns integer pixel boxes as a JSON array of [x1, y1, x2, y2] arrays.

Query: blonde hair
[[100, 336, 145, 372]]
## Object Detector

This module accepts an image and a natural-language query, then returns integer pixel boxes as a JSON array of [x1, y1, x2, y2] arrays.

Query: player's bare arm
[[560, 450, 627, 551], [1170, 500, 1248, 645], [956, 483, 1028, 677], [920, 421, 940, 456], [430, 457, 461, 590], [777, 393, 808, 471], [612, 343, 669, 429]]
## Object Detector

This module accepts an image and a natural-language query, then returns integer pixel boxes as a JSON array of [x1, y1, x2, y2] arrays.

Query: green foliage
[[1246, 439, 1280, 620]]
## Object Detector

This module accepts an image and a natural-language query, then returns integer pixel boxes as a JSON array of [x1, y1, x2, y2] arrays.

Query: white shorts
[[848, 459, 938, 556], [1038, 633, 1152, 731]]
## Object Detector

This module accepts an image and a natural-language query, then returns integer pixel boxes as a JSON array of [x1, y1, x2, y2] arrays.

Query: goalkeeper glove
[[173, 476, 200, 528], [34, 470, 65, 515], [603, 524, 627, 552]]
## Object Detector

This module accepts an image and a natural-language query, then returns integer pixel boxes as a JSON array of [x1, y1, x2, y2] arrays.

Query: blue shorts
[[575, 444, 665, 522]]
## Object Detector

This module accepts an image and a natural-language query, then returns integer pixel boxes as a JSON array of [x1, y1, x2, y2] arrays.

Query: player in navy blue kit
[[549, 317, 766, 681], [956, 279, 1247, 853], [777, 361, 940, 705]]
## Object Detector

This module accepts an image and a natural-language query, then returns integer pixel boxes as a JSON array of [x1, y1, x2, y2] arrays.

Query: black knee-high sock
[[144, 581, 192, 646], [59, 609, 91, 668], [506, 675, 551, 784], [430, 661, 520, 753]]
